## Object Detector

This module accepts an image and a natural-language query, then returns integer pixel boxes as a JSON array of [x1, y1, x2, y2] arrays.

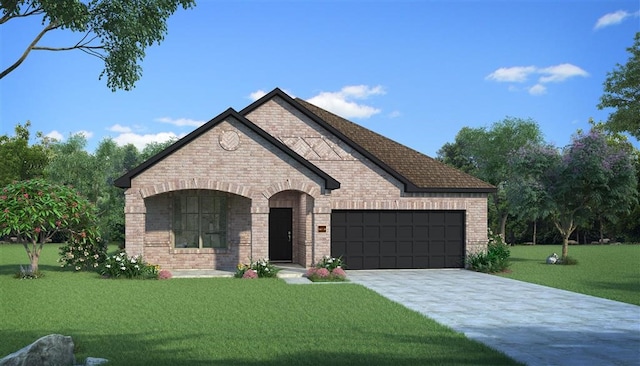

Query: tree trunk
[[554, 215, 576, 260], [599, 218, 604, 243], [499, 213, 508, 240], [532, 220, 537, 245], [562, 233, 570, 259]]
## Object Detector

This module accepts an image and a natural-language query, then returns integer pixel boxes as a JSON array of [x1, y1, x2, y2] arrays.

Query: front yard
[[0, 244, 519, 365]]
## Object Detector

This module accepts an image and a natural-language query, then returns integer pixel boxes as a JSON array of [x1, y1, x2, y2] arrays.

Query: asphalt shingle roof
[[295, 98, 495, 193]]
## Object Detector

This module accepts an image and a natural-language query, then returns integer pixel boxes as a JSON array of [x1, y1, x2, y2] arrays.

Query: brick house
[[114, 88, 495, 270]]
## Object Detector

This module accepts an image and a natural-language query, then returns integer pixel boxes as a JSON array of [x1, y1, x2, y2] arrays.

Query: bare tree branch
[[0, 22, 59, 79], [0, 7, 43, 25]]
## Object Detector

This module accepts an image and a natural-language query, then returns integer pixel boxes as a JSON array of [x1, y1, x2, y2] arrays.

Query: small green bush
[[99, 252, 158, 279], [467, 231, 511, 273], [235, 258, 280, 278]]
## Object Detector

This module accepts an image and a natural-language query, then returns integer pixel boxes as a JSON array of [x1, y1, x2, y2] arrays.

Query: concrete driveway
[[346, 269, 640, 366]]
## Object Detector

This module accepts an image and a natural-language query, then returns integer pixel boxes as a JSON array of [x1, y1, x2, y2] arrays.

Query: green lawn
[[498, 244, 640, 306], [0, 244, 520, 366]]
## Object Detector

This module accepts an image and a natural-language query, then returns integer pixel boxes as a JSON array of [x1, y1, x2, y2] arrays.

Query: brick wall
[[124, 97, 489, 270]]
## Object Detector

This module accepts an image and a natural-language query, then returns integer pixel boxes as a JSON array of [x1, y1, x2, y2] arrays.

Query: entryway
[[269, 208, 292, 261]]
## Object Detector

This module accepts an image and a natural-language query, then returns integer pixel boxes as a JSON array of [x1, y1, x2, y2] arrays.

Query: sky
[[1, 1, 639, 158]]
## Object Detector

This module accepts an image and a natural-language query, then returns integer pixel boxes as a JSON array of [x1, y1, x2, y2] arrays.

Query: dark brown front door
[[269, 208, 292, 261]]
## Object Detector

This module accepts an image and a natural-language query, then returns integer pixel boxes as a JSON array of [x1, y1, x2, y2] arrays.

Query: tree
[[437, 117, 544, 238], [506, 144, 560, 245], [511, 129, 637, 259], [0, 179, 100, 273], [1, 0, 195, 90], [0, 122, 51, 187], [45, 133, 99, 201], [598, 32, 640, 140]]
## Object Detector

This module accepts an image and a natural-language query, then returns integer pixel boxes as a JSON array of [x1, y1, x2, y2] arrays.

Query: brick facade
[[122, 94, 489, 270]]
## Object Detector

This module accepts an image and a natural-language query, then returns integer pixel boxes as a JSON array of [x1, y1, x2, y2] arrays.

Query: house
[[114, 88, 495, 270]]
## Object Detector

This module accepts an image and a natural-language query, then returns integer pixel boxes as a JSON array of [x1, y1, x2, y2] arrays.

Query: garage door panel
[[398, 241, 412, 255], [364, 226, 380, 239], [331, 210, 465, 269], [380, 256, 397, 268], [381, 241, 396, 255]]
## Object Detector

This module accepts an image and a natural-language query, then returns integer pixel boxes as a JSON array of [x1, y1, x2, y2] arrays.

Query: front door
[[269, 208, 292, 261]]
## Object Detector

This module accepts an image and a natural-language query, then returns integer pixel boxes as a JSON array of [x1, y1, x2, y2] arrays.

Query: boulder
[[83, 357, 109, 366], [0, 334, 75, 366]]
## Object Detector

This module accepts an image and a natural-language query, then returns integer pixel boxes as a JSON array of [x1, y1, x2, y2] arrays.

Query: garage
[[331, 210, 465, 270]]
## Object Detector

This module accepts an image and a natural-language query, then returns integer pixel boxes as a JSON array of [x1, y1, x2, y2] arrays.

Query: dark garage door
[[331, 210, 465, 270]]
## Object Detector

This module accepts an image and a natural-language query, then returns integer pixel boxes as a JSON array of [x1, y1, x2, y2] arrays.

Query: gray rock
[[0, 334, 75, 366], [546, 253, 559, 264], [82, 357, 109, 366]]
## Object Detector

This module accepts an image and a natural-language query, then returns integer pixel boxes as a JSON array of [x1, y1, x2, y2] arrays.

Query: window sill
[[170, 248, 230, 255]]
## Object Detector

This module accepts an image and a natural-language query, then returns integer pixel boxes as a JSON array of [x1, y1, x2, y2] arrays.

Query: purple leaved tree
[[510, 129, 637, 259]]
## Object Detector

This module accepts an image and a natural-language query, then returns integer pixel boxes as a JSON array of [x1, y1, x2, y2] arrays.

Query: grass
[[0, 244, 520, 366], [498, 244, 640, 306]]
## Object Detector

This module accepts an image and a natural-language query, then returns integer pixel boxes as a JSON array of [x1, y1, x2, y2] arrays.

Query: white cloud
[[46, 130, 63, 141], [528, 84, 547, 95], [538, 63, 589, 83], [487, 63, 588, 96], [485, 66, 536, 82], [113, 132, 185, 150], [249, 90, 267, 101], [306, 85, 385, 119], [388, 110, 402, 118], [155, 117, 205, 127], [107, 124, 132, 133], [594, 10, 633, 30]]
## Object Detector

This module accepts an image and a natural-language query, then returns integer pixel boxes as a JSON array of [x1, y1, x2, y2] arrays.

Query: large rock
[[0, 334, 75, 366]]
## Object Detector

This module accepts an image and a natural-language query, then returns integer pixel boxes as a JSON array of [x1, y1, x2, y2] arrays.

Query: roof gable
[[242, 88, 495, 193], [114, 108, 340, 190]]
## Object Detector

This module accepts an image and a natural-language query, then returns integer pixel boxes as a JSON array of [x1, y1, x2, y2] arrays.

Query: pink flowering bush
[[242, 269, 258, 279], [235, 258, 280, 278], [305, 256, 348, 282], [158, 269, 173, 280]]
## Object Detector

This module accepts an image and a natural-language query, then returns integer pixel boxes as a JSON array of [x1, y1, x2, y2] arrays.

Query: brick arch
[[261, 179, 320, 199], [138, 178, 253, 199]]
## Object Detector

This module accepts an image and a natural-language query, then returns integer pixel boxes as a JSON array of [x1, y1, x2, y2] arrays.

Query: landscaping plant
[[306, 256, 347, 282], [234, 258, 280, 278], [0, 179, 103, 275], [466, 231, 511, 273], [99, 252, 158, 279]]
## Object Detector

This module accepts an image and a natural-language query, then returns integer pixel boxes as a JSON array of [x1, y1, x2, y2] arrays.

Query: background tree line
[[0, 122, 175, 244], [437, 32, 640, 250]]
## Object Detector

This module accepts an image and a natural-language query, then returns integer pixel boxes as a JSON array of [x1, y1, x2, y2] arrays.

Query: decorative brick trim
[[261, 179, 321, 199], [138, 179, 254, 199]]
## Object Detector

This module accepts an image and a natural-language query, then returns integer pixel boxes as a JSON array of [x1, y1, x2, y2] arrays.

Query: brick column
[[124, 189, 145, 257], [250, 197, 269, 260]]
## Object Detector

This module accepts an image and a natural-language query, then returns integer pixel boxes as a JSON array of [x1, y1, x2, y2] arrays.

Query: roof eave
[[113, 106, 340, 191]]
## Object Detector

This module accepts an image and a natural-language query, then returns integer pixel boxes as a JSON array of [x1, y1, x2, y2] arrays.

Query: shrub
[[99, 252, 158, 279], [466, 231, 511, 273], [158, 269, 173, 280], [58, 232, 107, 271], [305, 256, 348, 282], [315, 255, 345, 271], [234, 258, 280, 278]]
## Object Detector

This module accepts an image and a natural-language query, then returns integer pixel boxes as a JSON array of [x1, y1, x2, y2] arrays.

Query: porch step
[[276, 264, 307, 278]]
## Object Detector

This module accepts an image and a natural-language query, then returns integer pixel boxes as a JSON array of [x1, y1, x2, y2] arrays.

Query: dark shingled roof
[[292, 97, 495, 193]]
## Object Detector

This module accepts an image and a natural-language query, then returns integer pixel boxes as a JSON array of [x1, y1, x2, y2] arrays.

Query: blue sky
[[1, 1, 639, 157]]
